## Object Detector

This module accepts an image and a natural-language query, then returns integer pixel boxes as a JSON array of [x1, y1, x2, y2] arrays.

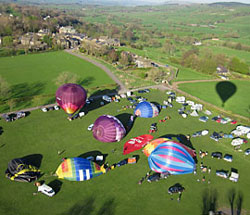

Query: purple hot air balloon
[[93, 115, 126, 142], [56, 83, 87, 116]]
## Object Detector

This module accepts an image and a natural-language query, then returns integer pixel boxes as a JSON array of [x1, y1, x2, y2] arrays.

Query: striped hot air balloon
[[134, 101, 159, 118], [56, 158, 104, 181], [143, 138, 169, 157], [92, 115, 126, 142], [148, 141, 196, 175], [56, 83, 87, 116]]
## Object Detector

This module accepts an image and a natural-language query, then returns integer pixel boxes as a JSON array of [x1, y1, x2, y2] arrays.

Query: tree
[[54, 72, 80, 87], [108, 49, 119, 62], [119, 51, 132, 66], [0, 76, 10, 100], [7, 99, 16, 112], [229, 57, 249, 74]]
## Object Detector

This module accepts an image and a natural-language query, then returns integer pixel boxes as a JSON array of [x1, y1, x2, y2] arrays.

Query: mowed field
[[0, 90, 250, 215], [0, 51, 115, 112], [178, 80, 250, 118]]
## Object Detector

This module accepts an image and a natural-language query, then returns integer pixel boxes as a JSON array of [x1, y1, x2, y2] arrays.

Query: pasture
[[0, 89, 250, 215], [0, 51, 115, 112], [178, 80, 250, 118]]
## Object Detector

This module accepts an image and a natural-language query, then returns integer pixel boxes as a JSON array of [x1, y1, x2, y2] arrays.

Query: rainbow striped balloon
[[56, 158, 104, 181], [148, 141, 195, 175]]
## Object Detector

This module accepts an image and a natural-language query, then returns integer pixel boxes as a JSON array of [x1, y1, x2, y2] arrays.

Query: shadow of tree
[[10, 82, 45, 108], [236, 191, 243, 215], [97, 197, 116, 215], [90, 88, 117, 98], [228, 188, 236, 215], [77, 76, 95, 87], [78, 151, 108, 166], [62, 196, 95, 215], [0, 126, 3, 135], [48, 179, 62, 195], [201, 188, 218, 215]]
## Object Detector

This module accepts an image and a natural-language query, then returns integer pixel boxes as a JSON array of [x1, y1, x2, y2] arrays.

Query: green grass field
[[178, 80, 250, 118], [0, 51, 115, 112], [1, 90, 250, 215]]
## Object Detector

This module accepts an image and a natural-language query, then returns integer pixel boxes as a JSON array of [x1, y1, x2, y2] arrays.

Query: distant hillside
[[209, 2, 250, 7]]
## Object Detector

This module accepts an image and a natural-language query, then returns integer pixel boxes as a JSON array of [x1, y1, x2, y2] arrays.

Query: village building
[[59, 26, 76, 34]]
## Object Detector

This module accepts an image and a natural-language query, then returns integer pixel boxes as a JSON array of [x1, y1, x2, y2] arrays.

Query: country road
[[64, 49, 127, 93]]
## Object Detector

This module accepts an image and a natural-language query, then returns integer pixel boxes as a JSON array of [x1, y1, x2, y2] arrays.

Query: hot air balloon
[[93, 115, 126, 142], [143, 138, 169, 157], [56, 158, 104, 181], [134, 101, 159, 118], [148, 141, 196, 175], [123, 134, 154, 155], [56, 83, 87, 116]]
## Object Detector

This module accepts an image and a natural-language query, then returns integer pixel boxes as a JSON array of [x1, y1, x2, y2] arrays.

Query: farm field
[[178, 80, 250, 118], [0, 51, 115, 112], [0, 89, 250, 215]]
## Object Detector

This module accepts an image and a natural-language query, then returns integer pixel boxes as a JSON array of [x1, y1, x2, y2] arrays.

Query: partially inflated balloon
[[134, 101, 159, 118], [143, 138, 169, 157], [148, 141, 195, 174], [56, 83, 87, 115], [93, 115, 126, 142], [56, 158, 104, 181]]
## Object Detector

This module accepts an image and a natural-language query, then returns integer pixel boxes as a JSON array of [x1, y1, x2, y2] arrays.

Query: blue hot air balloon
[[148, 141, 195, 175], [134, 101, 159, 118]]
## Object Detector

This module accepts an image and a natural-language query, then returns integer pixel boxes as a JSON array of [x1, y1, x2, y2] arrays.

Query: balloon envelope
[[56, 158, 104, 181], [93, 115, 126, 142], [56, 83, 87, 115], [148, 141, 195, 174], [123, 134, 154, 155], [134, 101, 159, 118], [143, 138, 169, 157]]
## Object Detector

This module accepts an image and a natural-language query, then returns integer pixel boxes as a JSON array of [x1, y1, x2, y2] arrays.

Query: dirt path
[[64, 49, 127, 93]]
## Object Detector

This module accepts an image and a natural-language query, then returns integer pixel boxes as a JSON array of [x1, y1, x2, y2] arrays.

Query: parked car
[[168, 184, 185, 195], [54, 105, 60, 110], [2, 114, 11, 122], [223, 154, 233, 162], [245, 148, 250, 155], [87, 124, 94, 131], [199, 116, 209, 122], [211, 152, 222, 159], [210, 132, 222, 142], [41, 107, 48, 112], [216, 170, 228, 179], [149, 123, 157, 133], [147, 173, 161, 183]]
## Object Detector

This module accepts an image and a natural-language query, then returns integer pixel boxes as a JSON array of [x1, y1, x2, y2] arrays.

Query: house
[[193, 41, 202, 46], [216, 66, 229, 76], [37, 29, 50, 37], [59, 26, 76, 34]]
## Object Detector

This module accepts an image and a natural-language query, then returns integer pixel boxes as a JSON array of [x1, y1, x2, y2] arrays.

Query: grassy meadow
[[178, 80, 250, 118], [0, 89, 250, 215], [0, 51, 115, 112]]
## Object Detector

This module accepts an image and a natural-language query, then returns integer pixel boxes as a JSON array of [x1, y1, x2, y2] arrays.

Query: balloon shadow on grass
[[78, 151, 108, 166], [115, 113, 134, 134], [0, 126, 3, 135], [160, 134, 195, 150], [201, 188, 218, 215], [21, 154, 43, 168], [216, 81, 237, 107], [48, 179, 63, 195]]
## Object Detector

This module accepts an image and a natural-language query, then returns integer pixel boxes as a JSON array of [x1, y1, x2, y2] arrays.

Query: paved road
[[64, 49, 127, 93]]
